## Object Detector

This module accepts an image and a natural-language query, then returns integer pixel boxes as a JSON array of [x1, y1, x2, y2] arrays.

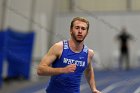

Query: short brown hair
[[70, 17, 89, 31]]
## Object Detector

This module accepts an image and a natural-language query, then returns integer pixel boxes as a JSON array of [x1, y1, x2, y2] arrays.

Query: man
[[37, 17, 101, 93], [116, 27, 133, 70]]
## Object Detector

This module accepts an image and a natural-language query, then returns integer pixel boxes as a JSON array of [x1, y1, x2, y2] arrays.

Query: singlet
[[46, 40, 88, 93]]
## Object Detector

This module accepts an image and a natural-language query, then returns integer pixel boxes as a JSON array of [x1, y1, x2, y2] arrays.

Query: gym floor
[[0, 64, 140, 93]]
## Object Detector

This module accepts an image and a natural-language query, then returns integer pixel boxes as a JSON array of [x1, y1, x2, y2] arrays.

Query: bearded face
[[70, 20, 88, 43]]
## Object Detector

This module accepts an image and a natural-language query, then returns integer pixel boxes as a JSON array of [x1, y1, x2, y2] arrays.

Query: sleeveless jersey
[[46, 40, 88, 93]]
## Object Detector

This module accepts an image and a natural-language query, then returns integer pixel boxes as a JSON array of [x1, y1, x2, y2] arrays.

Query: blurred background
[[0, 0, 140, 93]]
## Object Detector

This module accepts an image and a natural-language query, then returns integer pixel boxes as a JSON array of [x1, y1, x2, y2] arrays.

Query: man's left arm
[[84, 49, 101, 93]]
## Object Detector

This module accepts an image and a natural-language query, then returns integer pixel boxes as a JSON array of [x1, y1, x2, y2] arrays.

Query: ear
[[70, 29, 72, 34], [86, 30, 89, 35]]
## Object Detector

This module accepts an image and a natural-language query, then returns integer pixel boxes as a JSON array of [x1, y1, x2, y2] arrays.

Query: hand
[[63, 64, 76, 73], [92, 89, 102, 93]]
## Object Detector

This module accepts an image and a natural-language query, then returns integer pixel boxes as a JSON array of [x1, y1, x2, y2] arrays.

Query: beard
[[71, 33, 86, 43]]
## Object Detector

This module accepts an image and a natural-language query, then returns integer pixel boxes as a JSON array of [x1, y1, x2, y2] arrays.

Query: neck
[[69, 39, 84, 53]]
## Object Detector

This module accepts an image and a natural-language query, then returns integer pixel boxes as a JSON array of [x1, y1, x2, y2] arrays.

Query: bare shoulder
[[51, 41, 63, 52], [86, 48, 95, 67], [51, 41, 63, 55], [38, 41, 63, 66], [53, 41, 63, 49], [88, 48, 94, 60]]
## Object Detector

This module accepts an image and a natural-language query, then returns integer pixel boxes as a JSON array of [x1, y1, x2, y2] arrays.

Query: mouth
[[77, 36, 83, 39], [77, 35, 82, 37]]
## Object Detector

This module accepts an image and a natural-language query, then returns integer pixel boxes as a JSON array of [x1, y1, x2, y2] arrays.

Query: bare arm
[[37, 42, 76, 76], [84, 49, 101, 93]]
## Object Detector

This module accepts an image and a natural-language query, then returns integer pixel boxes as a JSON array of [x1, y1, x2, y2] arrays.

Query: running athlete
[[37, 17, 101, 93]]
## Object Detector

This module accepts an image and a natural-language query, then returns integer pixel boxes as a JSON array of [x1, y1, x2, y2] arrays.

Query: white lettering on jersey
[[63, 58, 85, 67]]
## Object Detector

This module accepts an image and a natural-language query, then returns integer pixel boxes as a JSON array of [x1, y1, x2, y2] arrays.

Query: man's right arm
[[37, 42, 76, 76]]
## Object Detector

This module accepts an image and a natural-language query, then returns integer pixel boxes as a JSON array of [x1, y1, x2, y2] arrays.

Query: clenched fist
[[63, 64, 76, 73]]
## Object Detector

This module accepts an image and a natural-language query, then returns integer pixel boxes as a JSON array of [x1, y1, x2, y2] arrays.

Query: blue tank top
[[46, 40, 88, 93]]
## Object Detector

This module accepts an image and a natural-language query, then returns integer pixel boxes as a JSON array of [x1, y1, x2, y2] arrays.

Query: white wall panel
[[53, 13, 140, 69]]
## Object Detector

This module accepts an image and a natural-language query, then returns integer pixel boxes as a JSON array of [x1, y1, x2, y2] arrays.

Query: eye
[[75, 26, 80, 29], [74, 26, 86, 30], [81, 27, 86, 30]]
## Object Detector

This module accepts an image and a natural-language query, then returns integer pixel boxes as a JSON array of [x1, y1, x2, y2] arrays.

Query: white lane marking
[[101, 76, 140, 93], [34, 89, 45, 93], [101, 81, 126, 93], [134, 86, 140, 93]]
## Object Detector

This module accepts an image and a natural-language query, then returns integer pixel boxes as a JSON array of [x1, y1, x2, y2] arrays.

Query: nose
[[78, 28, 82, 33]]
